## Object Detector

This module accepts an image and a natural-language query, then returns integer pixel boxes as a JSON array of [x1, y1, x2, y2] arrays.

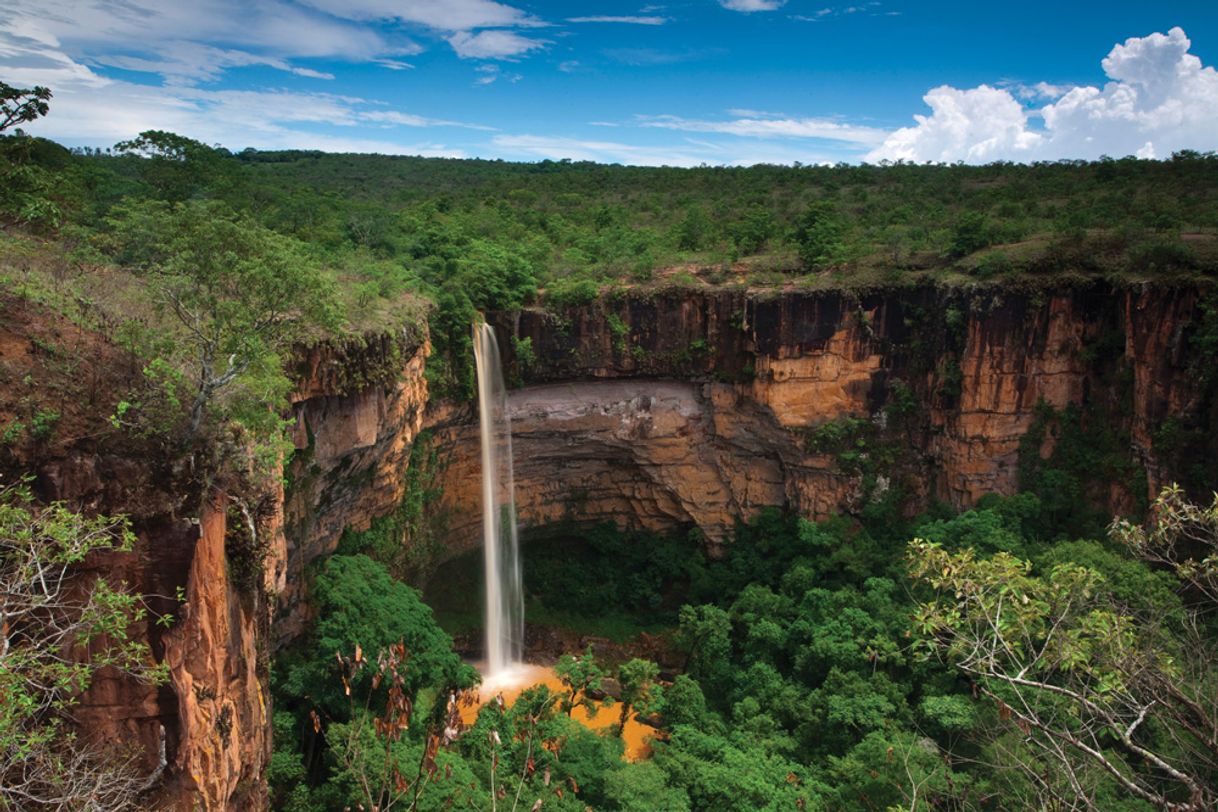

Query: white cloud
[[292, 67, 335, 80], [724, 108, 785, 118], [719, 0, 787, 11], [490, 134, 706, 165], [361, 111, 496, 130], [791, 3, 887, 21], [3, 0, 402, 63], [869, 27, 1218, 163], [1, 23, 479, 154], [298, 0, 542, 31], [448, 30, 547, 59], [567, 16, 667, 25], [868, 84, 1042, 163], [475, 64, 500, 85], [637, 113, 888, 145], [489, 133, 843, 167], [93, 43, 336, 83], [0, 0, 411, 91]]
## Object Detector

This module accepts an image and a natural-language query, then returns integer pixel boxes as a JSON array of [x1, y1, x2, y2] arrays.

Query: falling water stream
[[472, 322, 524, 681], [467, 322, 654, 758]]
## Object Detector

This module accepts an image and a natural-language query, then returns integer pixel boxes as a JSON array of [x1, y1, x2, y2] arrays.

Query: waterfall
[[473, 322, 524, 678]]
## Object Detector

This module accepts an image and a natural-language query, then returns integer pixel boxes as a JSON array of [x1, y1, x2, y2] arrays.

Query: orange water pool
[[462, 663, 656, 761]]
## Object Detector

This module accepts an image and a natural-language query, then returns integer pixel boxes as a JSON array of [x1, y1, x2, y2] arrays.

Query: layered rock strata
[[414, 285, 1214, 549]]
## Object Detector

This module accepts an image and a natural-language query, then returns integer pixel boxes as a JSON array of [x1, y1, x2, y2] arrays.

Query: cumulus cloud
[[869, 27, 1218, 163], [719, 0, 787, 12], [448, 30, 547, 59], [868, 84, 1043, 163]]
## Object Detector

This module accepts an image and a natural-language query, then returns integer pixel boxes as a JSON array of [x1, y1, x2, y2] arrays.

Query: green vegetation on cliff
[[4, 120, 1218, 403]]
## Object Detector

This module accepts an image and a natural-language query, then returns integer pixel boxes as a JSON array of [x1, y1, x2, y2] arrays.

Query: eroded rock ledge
[[417, 283, 1215, 551]]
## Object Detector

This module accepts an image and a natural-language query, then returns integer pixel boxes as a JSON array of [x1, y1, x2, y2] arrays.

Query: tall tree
[[0, 480, 168, 810], [909, 487, 1218, 812], [106, 199, 339, 434], [0, 82, 51, 132]]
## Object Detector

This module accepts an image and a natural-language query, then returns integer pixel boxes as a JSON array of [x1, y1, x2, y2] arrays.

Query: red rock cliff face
[[156, 496, 273, 810], [1, 294, 432, 810], [425, 284, 1215, 550], [279, 330, 430, 642]]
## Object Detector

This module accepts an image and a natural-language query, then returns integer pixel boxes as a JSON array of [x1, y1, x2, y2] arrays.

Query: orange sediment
[[461, 664, 656, 761]]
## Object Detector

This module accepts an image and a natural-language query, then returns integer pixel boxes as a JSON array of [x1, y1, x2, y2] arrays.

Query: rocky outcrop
[[415, 284, 1215, 548], [1, 292, 434, 810], [278, 330, 430, 642], [158, 497, 270, 810], [427, 381, 791, 550]]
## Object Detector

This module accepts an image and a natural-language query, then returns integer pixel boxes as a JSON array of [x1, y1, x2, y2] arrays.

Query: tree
[[909, 504, 1218, 811], [604, 761, 691, 812], [794, 201, 845, 270], [0, 82, 51, 132], [113, 130, 210, 162], [730, 205, 774, 256], [106, 199, 339, 434], [113, 130, 230, 200], [616, 658, 660, 736], [0, 83, 66, 228], [282, 555, 476, 720], [272, 556, 479, 810], [0, 479, 168, 810], [326, 642, 481, 812], [1110, 484, 1218, 606], [949, 210, 992, 257], [555, 647, 605, 719], [828, 729, 962, 811]]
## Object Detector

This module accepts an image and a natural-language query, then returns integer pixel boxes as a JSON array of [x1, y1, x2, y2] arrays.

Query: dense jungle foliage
[[3, 123, 1218, 406], [4, 94, 1218, 811], [278, 485, 1218, 811]]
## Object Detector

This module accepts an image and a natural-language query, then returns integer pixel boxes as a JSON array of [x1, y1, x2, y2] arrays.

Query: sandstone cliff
[[279, 330, 430, 642], [423, 284, 1215, 550]]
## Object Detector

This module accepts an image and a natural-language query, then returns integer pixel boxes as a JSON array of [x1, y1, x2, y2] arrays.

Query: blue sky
[[3, 1, 1217, 164]]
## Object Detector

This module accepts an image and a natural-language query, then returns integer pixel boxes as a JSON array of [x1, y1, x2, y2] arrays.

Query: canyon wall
[[279, 330, 430, 642], [424, 284, 1215, 551], [0, 298, 430, 810]]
